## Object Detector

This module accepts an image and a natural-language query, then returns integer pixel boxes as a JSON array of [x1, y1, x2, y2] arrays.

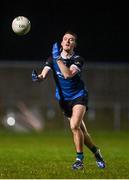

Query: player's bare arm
[[38, 66, 51, 79], [57, 59, 78, 79]]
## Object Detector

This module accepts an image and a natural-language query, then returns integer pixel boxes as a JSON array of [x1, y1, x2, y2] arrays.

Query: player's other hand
[[52, 42, 60, 59], [32, 69, 40, 82]]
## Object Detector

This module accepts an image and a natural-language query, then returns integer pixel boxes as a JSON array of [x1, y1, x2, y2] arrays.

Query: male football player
[[32, 31, 105, 170]]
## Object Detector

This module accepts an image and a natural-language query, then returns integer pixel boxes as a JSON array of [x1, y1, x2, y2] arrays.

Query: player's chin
[[64, 47, 71, 51]]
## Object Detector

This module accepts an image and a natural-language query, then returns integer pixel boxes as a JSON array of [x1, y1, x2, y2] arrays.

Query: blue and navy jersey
[[45, 54, 88, 101]]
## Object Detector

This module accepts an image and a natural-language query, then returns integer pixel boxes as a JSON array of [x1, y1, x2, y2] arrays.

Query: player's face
[[61, 33, 76, 52]]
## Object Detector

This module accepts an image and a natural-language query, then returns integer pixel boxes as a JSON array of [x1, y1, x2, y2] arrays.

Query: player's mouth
[[65, 44, 70, 47]]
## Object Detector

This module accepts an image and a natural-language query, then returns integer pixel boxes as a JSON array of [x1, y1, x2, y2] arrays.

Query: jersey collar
[[61, 51, 75, 59]]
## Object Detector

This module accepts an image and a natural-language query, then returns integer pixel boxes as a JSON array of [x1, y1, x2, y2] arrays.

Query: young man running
[[32, 31, 105, 170]]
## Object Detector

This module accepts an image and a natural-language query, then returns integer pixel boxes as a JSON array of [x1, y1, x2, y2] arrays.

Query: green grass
[[0, 129, 129, 179]]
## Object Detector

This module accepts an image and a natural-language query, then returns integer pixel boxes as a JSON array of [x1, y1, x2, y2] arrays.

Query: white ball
[[12, 16, 31, 35]]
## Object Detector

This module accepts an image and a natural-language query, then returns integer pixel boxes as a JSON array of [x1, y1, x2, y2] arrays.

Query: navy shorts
[[59, 95, 88, 118]]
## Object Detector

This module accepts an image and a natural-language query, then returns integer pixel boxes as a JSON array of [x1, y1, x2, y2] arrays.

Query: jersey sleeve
[[44, 56, 53, 69], [73, 56, 85, 71]]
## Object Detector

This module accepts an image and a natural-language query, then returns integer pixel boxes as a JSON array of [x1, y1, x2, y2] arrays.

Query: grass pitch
[[0, 129, 129, 179]]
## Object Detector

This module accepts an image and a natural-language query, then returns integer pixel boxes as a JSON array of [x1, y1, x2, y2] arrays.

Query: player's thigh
[[70, 104, 86, 127]]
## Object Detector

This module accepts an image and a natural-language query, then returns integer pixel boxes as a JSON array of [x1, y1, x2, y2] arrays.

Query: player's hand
[[52, 42, 60, 59], [32, 69, 41, 82]]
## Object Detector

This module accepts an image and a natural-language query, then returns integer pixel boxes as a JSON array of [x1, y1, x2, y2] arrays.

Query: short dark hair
[[64, 31, 77, 42]]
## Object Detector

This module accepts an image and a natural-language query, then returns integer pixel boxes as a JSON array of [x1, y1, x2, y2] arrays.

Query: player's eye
[[63, 37, 68, 41], [69, 38, 75, 42]]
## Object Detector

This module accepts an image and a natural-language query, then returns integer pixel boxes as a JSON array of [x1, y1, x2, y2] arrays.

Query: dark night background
[[1, 0, 129, 62]]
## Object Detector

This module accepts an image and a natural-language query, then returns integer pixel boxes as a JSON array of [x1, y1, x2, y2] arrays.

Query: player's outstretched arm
[[38, 66, 51, 79]]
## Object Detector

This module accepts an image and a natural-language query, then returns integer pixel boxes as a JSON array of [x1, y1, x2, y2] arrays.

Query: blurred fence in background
[[0, 60, 129, 132]]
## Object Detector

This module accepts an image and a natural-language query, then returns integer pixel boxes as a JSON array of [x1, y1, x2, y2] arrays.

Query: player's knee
[[70, 123, 80, 132]]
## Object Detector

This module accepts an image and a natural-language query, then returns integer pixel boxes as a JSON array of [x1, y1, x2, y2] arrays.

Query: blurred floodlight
[[7, 116, 15, 126]]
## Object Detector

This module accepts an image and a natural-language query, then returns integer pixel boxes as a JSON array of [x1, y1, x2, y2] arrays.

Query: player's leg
[[70, 104, 86, 170], [80, 120, 95, 149], [80, 119, 105, 168]]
